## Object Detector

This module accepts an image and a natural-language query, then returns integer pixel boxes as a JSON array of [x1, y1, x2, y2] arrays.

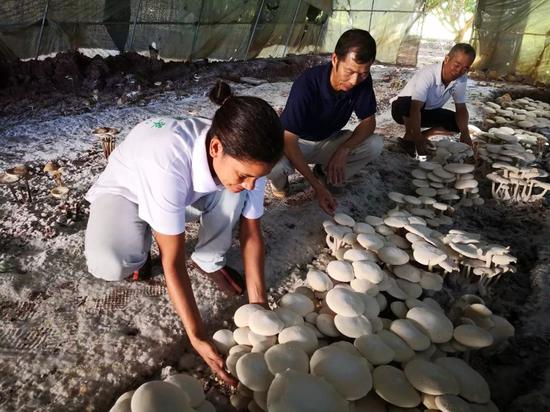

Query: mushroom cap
[[164, 373, 205, 408], [377, 330, 415, 362], [365, 215, 384, 226], [412, 168, 428, 179], [310, 345, 373, 400], [131, 381, 192, 412], [234, 304, 266, 328], [357, 233, 385, 251], [350, 278, 380, 295], [306, 269, 334, 292], [267, 369, 348, 412], [404, 359, 460, 396], [418, 161, 438, 170], [393, 264, 422, 283], [264, 343, 310, 375], [449, 242, 480, 259], [326, 260, 355, 282], [384, 216, 410, 228], [344, 248, 376, 262], [453, 324, 494, 348], [6, 164, 29, 177], [435, 357, 491, 403], [334, 314, 373, 338], [353, 260, 384, 283], [390, 319, 431, 351], [413, 178, 431, 188], [212, 329, 236, 354], [412, 242, 447, 267], [403, 195, 422, 205], [233, 327, 252, 345], [432, 167, 455, 180], [236, 352, 274, 392], [326, 287, 365, 317], [354, 334, 395, 365], [43, 161, 59, 173], [325, 224, 353, 239], [249, 310, 285, 336], [406, 306, 454, 343], [353, 222, 376, 234], [279, 293, 315, 317], [0, 172, 19, 184], [388, 191, 406, 203], [377, 246, 410, 265], [444, 163, 475, 174], [419, 271, 444, 291], [316, 313, 340, 337], [334, 213, 355, 227], [387, 233, 410, 249], [278, 325, 319, 355], [51, 185, 69, 198], [373, 365, 421, 408], [416, 187, 437, 197], [455, 179, 478, 190]]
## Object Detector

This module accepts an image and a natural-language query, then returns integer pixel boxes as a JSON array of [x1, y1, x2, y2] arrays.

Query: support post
[[368, 0, 374, 31], [35, 0, 50, 59], [283, 0, 302, 57], [244, 0, 265, 61], [129, 0, 143, 51], [190, 0, 205, 60]]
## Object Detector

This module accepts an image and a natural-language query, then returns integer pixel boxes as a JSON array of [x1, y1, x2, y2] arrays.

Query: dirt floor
[[0, 46, 549, 412]]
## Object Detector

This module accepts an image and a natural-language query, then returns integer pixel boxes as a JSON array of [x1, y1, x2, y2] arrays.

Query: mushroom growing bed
[[1, 54, 549, 412]]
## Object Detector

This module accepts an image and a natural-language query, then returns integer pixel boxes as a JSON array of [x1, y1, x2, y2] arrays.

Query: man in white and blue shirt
[[391, 43, 476, 157]]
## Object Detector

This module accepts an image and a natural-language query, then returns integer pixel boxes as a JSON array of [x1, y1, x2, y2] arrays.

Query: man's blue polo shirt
[[281, 62, 377, 142]]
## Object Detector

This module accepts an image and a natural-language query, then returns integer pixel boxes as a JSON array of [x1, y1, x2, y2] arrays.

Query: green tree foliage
[[425, 0, 477, 41]]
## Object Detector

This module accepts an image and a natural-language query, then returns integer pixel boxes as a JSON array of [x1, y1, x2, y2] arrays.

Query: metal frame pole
[[129, 0, 143, 51], [315, 14, 328, 54], [283, 0, 302, 57], [368, 0, 375, 31], [35, 0, 50, 59], [244, 0, 265, 61], [190, 0, 205, 60]]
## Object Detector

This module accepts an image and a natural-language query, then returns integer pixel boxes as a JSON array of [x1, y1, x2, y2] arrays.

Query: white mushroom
[[131, 381, 192, 412], [266, 369, 348, 412], [373, 365, 421, 408]]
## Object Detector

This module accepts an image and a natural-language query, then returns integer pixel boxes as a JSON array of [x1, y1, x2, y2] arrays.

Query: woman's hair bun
[[209, 81, 233, 106]]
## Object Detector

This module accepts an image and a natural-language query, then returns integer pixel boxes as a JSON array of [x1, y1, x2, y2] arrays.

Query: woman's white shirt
[[86, 117, 266, 235]]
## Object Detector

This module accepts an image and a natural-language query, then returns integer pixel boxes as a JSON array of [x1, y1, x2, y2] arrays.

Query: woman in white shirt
[[84, 81, 283, 385]]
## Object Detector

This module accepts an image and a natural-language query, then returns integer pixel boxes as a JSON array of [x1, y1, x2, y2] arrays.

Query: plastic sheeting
[[320, 0, 425, 66], [0, 0, 425, 63], [472, 0, 550, 85], [0, 0, 331, 62]]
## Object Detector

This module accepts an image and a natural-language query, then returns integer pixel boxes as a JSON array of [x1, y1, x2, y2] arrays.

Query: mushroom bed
[[0, 54, 549, 412]]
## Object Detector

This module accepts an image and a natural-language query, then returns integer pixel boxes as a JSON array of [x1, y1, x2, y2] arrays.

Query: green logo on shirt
[[152, 119, 166, 128]]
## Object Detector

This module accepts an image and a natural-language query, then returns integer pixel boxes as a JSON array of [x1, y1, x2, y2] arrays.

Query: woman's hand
[[190, 334, 238, 387]]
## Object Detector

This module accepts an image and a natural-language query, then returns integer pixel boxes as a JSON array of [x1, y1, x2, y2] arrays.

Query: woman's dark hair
[[334, 29, 377, 64], [207, 81, 284, 165]]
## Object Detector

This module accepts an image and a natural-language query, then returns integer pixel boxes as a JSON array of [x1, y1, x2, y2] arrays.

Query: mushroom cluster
[[44, 161, 70, 200], [0, 164, 33, 203], [431, 139, 474, 164], [210, 212, 514, 411], [109, 372, 215, 412], [482, 95, 550, 131], [475, 126, 547, 166], [486, 162, 550, 202], [93, 126, 120, 159]]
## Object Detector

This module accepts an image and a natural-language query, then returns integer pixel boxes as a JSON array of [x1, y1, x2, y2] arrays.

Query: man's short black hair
[[449, 43, 476, 61], [334, 29, 377, 64]]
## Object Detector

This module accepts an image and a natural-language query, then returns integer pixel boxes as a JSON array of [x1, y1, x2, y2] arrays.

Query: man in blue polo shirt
[[267, 29, 384, 215]]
